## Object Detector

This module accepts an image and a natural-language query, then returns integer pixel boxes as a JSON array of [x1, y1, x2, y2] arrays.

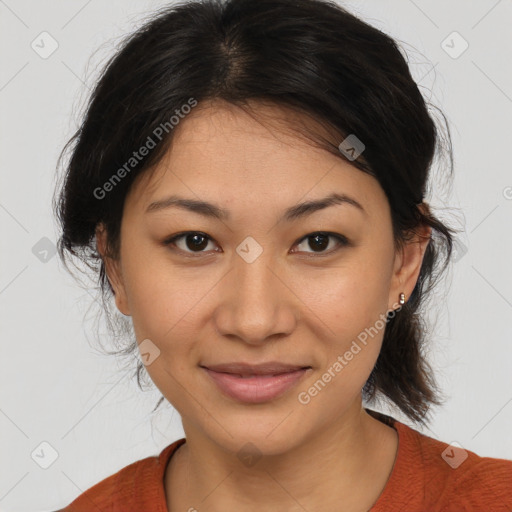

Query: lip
[[201, 362, 312, 404]]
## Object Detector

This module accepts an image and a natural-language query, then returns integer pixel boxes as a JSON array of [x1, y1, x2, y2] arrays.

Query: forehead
[[126, 100, 387, 218]]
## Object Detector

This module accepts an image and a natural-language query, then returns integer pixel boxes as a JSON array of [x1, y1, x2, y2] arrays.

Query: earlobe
[[389, 222, 431, 311], [95, 224, 131, 316]]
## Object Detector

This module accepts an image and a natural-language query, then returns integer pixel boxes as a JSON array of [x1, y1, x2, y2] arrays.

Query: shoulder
[[366, 409, 512, 511], [398, 420, 512, 509], [58, 438, 186, 511]]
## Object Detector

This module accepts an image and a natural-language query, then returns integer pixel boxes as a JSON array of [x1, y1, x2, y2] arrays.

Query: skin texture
[[97, 100, 431, 511]]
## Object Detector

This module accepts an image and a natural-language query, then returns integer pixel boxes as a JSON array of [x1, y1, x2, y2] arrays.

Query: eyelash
[[163, 231, 349, 258]]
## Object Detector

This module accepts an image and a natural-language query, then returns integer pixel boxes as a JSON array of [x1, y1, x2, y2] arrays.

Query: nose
[[212, 249, 299, 346]]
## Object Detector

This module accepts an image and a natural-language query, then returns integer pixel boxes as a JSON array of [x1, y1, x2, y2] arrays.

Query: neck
[[165, 402, 398, 512]]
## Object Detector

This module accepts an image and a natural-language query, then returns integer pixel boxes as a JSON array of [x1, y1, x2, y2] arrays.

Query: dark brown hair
[[53, 0, 455, 426]]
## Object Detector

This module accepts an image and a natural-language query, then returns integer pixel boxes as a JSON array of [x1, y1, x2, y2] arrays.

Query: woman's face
[[99, 101, 425, 456]]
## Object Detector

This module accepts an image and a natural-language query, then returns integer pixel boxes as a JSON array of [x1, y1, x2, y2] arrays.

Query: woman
[[54, 0, 512, 510]]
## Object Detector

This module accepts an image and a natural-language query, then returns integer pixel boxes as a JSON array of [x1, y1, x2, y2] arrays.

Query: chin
[[195, 405, 314, 459]]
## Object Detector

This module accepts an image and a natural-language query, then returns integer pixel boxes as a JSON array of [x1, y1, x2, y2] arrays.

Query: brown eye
[[293, 232, 348, 255], [165, 232, 218, 255], [164, 230, 349, 257]]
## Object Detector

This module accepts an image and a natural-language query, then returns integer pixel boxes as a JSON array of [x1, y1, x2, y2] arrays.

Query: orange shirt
[[60, 410, 512, 511]]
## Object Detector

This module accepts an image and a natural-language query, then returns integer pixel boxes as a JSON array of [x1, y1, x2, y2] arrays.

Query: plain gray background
[[1, 0, 511, 510]]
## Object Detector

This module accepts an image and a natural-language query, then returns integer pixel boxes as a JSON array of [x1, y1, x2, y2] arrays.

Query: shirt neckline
[[154, 408, 410, 511]]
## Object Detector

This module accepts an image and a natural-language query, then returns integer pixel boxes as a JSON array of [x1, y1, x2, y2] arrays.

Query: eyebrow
[[145, 192, 366, 221]]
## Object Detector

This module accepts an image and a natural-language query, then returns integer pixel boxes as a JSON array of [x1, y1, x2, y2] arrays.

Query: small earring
[[399, 292, 406, 305]]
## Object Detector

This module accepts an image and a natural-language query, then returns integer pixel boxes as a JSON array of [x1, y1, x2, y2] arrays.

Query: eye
[[292, 231, 349, 255], [164, 231, 219, 256], [163, 231, 349, 257]]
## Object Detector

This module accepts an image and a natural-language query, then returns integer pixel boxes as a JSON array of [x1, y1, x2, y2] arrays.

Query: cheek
[[119, 241, 200, 348], [120, 254, 206, 408], [304, 250, 393, 331], [301, 252, 393, 379], [296, 278, 388, 413]]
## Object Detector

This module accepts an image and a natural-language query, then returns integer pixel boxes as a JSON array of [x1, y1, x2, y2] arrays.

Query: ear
[[95, 224, 131, 316], [388, 205, 431, 311]]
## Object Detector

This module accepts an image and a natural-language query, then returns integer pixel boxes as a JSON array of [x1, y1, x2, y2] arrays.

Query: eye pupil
[[186, 233, 208, 251], [309, 234, 329, 252]]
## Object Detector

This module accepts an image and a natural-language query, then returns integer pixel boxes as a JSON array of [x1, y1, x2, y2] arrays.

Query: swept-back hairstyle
[[54, 0, 454, 425]]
